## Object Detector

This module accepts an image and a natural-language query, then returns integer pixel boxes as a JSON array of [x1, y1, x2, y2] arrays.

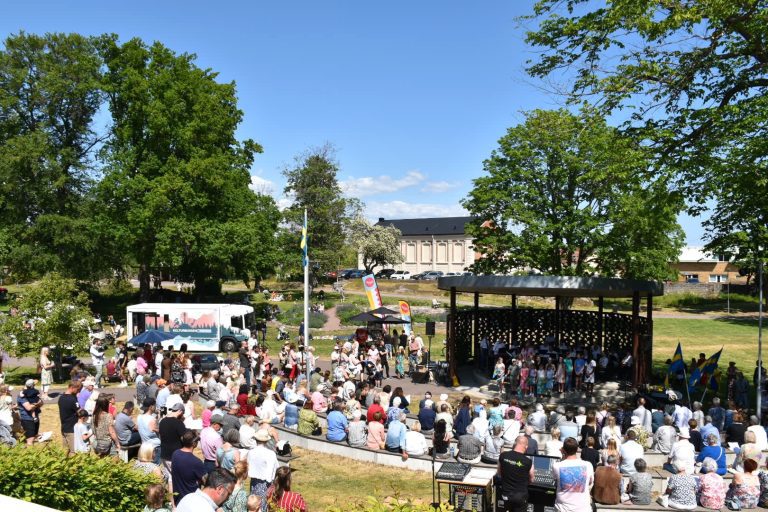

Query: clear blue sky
[[2, 0, 705, 243]]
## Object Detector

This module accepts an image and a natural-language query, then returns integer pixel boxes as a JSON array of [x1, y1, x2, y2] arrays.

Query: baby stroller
[[363, 360, 379, 386]]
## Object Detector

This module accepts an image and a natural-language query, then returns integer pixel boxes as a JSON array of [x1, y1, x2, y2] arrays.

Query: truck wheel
[[221, 339, 237, 354]]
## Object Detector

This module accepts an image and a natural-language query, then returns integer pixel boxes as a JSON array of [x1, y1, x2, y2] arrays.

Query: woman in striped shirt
[[267, 466, 307, 512]]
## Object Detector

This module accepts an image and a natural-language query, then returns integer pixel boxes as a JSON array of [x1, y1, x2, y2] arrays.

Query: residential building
[[669, 246, 746, 284]]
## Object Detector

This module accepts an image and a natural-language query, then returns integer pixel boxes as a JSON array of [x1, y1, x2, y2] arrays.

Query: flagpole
[[303, 208, 311, 385], [758, 258, 763, 419], [682, 366, 692, 406]]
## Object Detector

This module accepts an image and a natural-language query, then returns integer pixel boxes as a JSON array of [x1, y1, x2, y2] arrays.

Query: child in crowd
[[546, 363, 555, 395], [528, 364, 537, 398], [74, 409, 92, 453], [519, 362, 529, 397]]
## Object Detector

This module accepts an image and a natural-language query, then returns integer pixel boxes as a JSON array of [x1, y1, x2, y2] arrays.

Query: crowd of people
[[495, 395, 768, 511], [6, 327, 768, 512]]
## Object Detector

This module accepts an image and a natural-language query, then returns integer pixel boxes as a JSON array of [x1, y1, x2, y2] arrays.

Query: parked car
[[420, 271, 444, 280], [375, 269, 396, 279], [346, 269, 366, 279], [410, 272, 427, 280], [337, 269, 356, 279], [191, 353, 221, 374], [324, 270, 339, 280], [390, 270, 412, 280]]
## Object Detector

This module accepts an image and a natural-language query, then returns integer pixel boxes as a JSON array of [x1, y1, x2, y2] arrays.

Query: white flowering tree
[[348, 218, 404, 274]]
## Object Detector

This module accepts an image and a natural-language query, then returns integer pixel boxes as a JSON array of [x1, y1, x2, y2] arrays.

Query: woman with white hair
[[404, 420, 428, 456], [697, 457, 726, 510], [545, 427, 564, 456], [660, 459, 697, 510]]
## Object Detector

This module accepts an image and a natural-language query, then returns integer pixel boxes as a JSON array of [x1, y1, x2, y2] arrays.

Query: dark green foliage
[[278, 304, 327, 329], [462, 109, 684, 281], [0, 445, 157, 512]]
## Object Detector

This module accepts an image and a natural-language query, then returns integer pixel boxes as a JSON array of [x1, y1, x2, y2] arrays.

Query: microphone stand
[[431, 441, 439, 509]]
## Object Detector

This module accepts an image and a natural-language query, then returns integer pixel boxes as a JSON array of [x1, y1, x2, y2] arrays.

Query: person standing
[[497, 435, 533, 512], [17, 379, 43, 446], [200, 415, 224, 473], [247, 430, 278, 511], [552, 437, 594, 512], [39, 347, 54, 400], [172, 430, 208, 506], [239, 341, 251, 389], [90, 339, 105, 388], [58, 380, 81, 454], [159, 403, 188, 472]]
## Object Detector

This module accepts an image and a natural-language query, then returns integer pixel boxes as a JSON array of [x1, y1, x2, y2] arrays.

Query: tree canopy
[[524, 0, 768, 261], [462, 109, 684, 280], [282, 144, 352, 275], [0, 32, 281, 294], [347, 217, 404, 274]]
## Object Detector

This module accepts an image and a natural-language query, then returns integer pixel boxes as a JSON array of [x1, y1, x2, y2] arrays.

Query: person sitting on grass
[[266, 466, 307, 512]]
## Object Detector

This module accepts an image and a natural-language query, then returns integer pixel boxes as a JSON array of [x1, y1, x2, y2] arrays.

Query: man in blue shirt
[[385, 411, 408, 455], [326, 403, 348, 442], [700, 416, 721, 445]]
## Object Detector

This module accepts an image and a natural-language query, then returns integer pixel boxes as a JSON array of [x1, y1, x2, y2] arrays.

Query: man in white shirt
[[176, 468, 236, 512], [575, 406, 587, 427], [619, 430, 644, 475], [664, 428, 695, 474], [154, 347, 164, 377], [653, 415, 678, 454], [748, 415, 768, 451], [673, 403, 692, 430], [632, 397, 652, 432], [528, 404, 547, 432], [247, 430, 278, 506], [552, 437, 594, 512]]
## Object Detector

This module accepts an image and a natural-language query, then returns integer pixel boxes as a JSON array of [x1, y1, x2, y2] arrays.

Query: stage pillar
[[632, 291, 641, 386], [598, 296, 604, 351], [449, 287, 457, 384]]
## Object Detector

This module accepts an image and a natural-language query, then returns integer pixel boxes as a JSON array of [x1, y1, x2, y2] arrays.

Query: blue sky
[[2, 0, 705, 243]]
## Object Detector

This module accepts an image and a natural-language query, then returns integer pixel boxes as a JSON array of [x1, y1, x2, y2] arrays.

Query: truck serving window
[[230, 315, 244, 329]]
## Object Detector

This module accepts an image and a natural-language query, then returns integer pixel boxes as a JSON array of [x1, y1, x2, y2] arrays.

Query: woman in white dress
[[601, 415, 623, 448], [39, 347, 54, 400]]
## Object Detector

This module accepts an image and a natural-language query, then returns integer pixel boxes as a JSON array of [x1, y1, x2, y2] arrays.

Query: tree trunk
[[138, 264, 151, 302]]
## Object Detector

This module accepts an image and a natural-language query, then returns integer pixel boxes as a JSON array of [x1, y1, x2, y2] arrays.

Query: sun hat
[[254, 430, 270, 442]]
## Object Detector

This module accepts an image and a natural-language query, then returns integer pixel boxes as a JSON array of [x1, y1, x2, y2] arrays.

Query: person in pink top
[[311, 387, 328, 414], [366, 410, 386, 450], [136, 354, 148, 376], [201, 400, 215, 428], [200, 414, 224, 472]]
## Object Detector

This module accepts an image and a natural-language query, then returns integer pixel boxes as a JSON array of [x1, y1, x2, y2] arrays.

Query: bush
[[0, 444, 158, 512], [278, 305, 327, 328], [336, 303, 365, 325], [100, 278, 135, 296]]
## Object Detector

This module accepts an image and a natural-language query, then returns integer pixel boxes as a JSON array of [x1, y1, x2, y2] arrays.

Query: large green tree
[[462, 109, 684, 283], [524, 0, 768, 261], [282, 144, 351, 275], [98, 38, 278, 298], [0, 32, 113, 280]]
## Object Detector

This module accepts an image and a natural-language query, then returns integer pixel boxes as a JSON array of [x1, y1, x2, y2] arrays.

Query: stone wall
[[664, 282, 753, 296]]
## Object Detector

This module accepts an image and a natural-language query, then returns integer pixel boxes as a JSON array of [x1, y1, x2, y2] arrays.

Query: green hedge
[[278, 304, 327, 328], [0, 445, 158, 512], [336, 303, 365, 325]]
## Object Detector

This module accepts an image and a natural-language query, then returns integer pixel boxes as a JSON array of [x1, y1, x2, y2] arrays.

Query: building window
[[683, 273, 699, 283], [406, 243, 416, 263], [422, 242, 432, 263], [709, 274, 728, 283], [453, 242, 464, 263], [436, 243, 448, 263]]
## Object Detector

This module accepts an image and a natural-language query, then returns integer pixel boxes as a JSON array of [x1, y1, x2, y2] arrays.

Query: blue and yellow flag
[[709, 368, 721, 392], [665, 342, 685, 388], [688, 366, 702, 390], [701, 348, 723, 381], [300, 211, 308, 268]]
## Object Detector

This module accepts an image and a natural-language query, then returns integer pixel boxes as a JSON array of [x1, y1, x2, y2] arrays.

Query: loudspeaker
[[425, 321, 435, 336], [412, 371, 429, 384]]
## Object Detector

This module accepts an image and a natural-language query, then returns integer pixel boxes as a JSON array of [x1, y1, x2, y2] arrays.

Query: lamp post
[[758, 258, 764, 419]]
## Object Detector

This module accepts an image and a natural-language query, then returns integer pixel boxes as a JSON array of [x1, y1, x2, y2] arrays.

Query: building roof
[[676, 246, 722, 263], [375, 216, 475, 236], [437, 275, 663, 298]]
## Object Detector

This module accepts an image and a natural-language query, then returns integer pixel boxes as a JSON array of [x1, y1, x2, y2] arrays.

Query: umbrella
[[128, 329, 177, 346], [348, 312, 380, 323], [367, 306, 400, 316], [374, 315, 409, 324]]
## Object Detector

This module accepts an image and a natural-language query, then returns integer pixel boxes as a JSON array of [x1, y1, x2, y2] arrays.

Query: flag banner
[[300, 215, 308, 268], [665, 342, 684, 389], [701, 348, 723, 379], [362, 274, 383, 310], [669, 343, 685, 374], [709, 368, 721, 391], [688, 366, 702, 391], [399, 300, 412, 336]]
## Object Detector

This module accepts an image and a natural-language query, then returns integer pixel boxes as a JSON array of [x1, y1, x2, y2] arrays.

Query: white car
[[390, 270, 412, 280]]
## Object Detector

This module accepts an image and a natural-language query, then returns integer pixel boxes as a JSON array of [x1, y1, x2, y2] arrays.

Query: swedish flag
[[665, 342, 684, 388], [300, 211, 308, 268], [709, 368, 721, 392], [701, 348, 723, 381]]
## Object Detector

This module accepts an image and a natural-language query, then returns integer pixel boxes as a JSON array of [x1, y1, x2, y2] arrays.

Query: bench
[[118, 443, 142, 463], [596, 504, 758, 512]]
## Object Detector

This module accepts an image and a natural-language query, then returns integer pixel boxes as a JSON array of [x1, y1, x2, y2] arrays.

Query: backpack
[[276, 440, 292, 457], [171, 361, 184, 383]]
